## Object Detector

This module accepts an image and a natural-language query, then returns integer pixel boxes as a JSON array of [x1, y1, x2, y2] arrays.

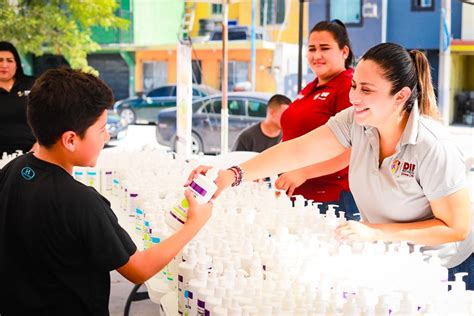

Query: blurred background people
[[232, 94, 291, 152], [0, 41, 36, 155]]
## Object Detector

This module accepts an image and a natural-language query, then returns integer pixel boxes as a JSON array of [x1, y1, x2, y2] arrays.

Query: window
[[143, 61, 168, 92], [412, 0, 435, 11], [147, 86, 174, 98], [247, 100, 267, 118], [192, 88, 205, 98], [192, 60, 202, 84], [212, 4, 222, 15], [260, 0, 285, 25], [329, 0, 362, 26], [204, 99, 221, 114], [221, 61, 249, 91], [228, 99, 246, 116]]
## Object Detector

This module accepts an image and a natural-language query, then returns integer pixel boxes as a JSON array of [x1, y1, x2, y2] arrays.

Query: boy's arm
[[116, 190, 212, 284]]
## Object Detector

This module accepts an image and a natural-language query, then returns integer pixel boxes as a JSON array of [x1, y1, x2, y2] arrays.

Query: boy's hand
[[185, 166, 235, 199], [184, 189, 213, 229]]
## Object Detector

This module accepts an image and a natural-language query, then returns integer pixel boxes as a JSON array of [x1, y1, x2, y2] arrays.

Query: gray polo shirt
[[326, 104, 473, 268]]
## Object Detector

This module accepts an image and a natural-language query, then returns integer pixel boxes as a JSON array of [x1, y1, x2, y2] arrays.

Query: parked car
[[155, 92, 272, 154], [113, 84, 219, 125], [106, 110, 128, 143], [210, 25, 264, 41]]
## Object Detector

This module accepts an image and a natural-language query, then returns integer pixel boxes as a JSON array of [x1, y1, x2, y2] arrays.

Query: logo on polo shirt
[[313, 91, 330, 100], [21, 167, 35, 180], [17, 90, 31, 97], [401, 162, 416, 177], [391, 159, 416, 177], [391, 159, 401, 175]]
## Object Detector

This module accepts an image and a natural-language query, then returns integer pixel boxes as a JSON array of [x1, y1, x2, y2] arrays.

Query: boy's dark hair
[[0, 41, 24, 78], [27, 68, 114, 147], [267, 94, 292, 110], [310, 19, 354, 69]]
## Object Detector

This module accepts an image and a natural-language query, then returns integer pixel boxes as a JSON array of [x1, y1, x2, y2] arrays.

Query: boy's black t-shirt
[[0, 153, 137, 315]]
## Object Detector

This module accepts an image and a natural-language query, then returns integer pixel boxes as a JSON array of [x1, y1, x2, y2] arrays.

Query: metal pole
[[297, 0, 304, 92], [221, 0, 229, 154], [250, 0, 256, 91], [438, 0, 451, 125]]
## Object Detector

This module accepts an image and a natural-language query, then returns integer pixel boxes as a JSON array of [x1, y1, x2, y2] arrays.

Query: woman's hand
[[186, 165, 235, 199], [274, 169, 307, 196], [335, 221, 382, 242]]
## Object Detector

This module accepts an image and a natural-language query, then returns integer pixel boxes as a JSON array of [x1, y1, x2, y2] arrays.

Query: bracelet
[[227, 165, 244, 187]]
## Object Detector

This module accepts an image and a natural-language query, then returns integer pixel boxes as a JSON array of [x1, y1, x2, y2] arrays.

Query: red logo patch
[[401, 162, 416, 177]]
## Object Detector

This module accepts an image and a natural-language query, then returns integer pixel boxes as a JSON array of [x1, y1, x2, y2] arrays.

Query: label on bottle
[[190, 181, 207, 196]]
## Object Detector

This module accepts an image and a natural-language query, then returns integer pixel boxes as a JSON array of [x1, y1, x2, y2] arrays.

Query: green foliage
[[0, 0, 129, 71]]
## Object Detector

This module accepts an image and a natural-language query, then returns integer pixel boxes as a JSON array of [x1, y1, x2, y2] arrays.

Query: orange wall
[[135, 46, 276, 93]]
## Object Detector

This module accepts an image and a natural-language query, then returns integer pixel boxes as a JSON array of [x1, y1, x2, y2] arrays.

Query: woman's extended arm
[[335, 188, 471, 246], [275, 149, 351, 196], [188, 125, 347, 196]]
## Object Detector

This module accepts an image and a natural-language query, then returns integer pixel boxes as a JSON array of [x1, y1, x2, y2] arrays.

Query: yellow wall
[[135, 44, 277, 93], [189, 1, 307, 44], [450, 55, 464, 123], [450, 54, 474, 123], [465, 56, 474, 90]]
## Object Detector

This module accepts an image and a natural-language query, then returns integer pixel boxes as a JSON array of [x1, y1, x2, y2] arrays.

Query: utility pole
[[250, 0, 256, 91], [297, 0, 304, 92], [221, 0, 229, 154], [438, 0, 451, 125]]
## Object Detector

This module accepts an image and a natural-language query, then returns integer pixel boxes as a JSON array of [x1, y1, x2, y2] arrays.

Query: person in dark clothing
[[0, 41, 36, 155], [232, 94, 291, 152], [0, 68, 213, 315]]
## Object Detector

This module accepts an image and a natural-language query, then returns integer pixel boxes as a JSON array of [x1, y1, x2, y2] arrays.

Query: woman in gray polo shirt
[[189, 42, 473, 289]]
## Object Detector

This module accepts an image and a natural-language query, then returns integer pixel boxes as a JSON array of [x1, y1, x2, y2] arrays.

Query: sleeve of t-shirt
[[418, 138, 467, 201], [325, 107, 354, 149], [76, 190, 137, 271]]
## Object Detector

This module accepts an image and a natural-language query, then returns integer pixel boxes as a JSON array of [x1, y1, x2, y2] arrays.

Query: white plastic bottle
[[178, 255, 196, 315], [165, 168, 218, 231]]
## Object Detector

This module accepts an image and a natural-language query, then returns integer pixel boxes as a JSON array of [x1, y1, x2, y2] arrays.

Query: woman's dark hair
[[27, 68, 114, 147], [0, 41, 24, 78], [310, 19, 354, 69], [361, 43, 438, 119]]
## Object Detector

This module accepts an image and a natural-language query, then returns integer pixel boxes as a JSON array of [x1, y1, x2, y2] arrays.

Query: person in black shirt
[[0, 41, 36, 155], [0, 68, 213, 315], [232, 94, 291, 152]]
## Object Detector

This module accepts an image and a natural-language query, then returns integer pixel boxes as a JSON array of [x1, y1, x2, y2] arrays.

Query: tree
[[0, 0, 128, 72]]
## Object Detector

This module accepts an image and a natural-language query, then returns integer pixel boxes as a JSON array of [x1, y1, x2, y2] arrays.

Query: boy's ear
[[61, 131, 79, 152]]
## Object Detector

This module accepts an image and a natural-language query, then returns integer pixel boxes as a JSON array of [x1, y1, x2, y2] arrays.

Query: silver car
[[155, 92, 272, 154]]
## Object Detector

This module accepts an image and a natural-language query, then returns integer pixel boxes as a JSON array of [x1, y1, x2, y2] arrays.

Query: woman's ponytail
[[409, 50, 439, 119]]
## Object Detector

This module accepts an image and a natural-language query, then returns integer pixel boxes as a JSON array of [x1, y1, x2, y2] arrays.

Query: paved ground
[[107, 123, 474, 315]]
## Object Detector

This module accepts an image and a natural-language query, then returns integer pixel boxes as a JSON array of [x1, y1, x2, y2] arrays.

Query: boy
[[232, 94, 291, 152], [0, 68, 213, 315]]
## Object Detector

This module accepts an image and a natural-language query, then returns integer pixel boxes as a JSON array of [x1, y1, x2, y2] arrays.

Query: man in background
[[232, 94, 291, 152]]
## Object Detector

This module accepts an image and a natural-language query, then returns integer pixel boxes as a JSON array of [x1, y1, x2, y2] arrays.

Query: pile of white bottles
[[0, 150, 23, 169], [71, 147, 473, 316]]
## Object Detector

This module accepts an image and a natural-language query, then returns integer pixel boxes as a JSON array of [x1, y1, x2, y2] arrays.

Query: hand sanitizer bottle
[[165, 168, 218, 231]]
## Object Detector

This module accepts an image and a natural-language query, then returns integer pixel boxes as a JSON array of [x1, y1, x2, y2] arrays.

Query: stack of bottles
[[0, 150, 23, 169], [63, 147, 473, 316]]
